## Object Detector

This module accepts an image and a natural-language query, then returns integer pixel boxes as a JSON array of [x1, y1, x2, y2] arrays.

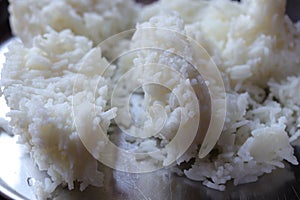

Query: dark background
[[0, 0, 10, 43]]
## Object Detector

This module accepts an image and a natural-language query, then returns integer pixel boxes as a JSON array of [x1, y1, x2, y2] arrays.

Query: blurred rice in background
[[0, 0, 299, 42]]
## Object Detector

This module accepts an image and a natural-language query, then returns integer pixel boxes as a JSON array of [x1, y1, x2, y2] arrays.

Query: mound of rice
[[114, 13, 202, 166], [1, 0, 300, 199], [123, 7, 300, 190], [140, 0, 300, 87], [9, 0, 140, 46], [1, 30, 117, 198]]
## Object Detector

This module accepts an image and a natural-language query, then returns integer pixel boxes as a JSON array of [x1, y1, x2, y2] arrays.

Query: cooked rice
[[1, 0, 300, 198]]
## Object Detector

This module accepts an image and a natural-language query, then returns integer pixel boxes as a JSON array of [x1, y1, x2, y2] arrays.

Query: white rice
[[1, 0, 300, 198], [9, 0, 140, 47], [1, 30, 116, 199], [141, 0, 300, 87]]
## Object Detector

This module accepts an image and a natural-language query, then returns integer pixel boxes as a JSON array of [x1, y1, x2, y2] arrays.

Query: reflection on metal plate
[[0, 38, 10, 120]]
